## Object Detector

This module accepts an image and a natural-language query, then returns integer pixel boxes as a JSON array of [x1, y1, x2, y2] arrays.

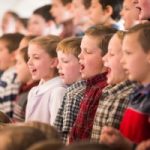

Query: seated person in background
[[1, 11, 19, 34], [120, 0, 140, 30], [71, 0, 93, 36], [51, 0, 76, 38], [89, 0, 123, 29], [0, 33, 24, 118], [28, 5, 59, 36]]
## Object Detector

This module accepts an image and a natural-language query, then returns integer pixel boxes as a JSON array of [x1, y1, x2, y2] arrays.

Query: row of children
[[0, 22, 149, 150], [0, 0, 149, 149]]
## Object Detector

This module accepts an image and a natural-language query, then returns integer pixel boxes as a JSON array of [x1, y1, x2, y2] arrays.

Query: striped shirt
[[0, 67, 20, 118]]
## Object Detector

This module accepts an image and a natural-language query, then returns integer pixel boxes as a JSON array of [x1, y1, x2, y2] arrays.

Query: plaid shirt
[[54, 80, 86, 142], [91, 80, 137, 142], [69, 72, 107, 143]]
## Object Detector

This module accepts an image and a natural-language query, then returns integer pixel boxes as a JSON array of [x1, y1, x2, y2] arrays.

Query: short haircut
[[0, 33, 24, 53], [85, 25, 117, 55], [99, 0, 123, 21], [33, 5, 54, 22], [29, 35, 61, 58], [56, 37, 82, 58], [126, 23, 150, 53], [82, 0, 91, 9], [60, 0, 73, 6]]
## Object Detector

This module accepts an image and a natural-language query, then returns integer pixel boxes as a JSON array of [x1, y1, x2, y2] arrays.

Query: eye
[[109, 52, 115, 57], [84, 48, 92, 54], [123, 50, 132, 55]]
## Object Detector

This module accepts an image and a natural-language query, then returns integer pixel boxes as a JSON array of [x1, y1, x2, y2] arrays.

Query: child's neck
[[103, 18, 116, 27]]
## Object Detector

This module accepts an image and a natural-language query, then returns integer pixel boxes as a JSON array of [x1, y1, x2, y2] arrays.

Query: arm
[[100, 126, 134, 150]]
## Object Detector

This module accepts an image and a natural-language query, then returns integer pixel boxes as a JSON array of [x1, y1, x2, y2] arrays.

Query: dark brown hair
[[85, 25, 117, 55], [126, 23, 150, 53], [0, 33, 24, 53]]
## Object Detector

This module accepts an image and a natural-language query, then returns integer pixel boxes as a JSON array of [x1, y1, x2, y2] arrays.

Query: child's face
[[1, 13, 16, 33], [28, 43, 57, 81], [103, 34, 127, 85], [120, 0, 140, 30], [89, 0, 107, 25], [51, 0, 72, 24], [15, 52, 32, 84], [79, 35, 104, 79], [135, 0, 150, 20], [28, 14, 49, 36], [0, 41, 15, 71], [121, 33, 150, 85], [72, 0, 90, 26], [57, 51, 81, 85]]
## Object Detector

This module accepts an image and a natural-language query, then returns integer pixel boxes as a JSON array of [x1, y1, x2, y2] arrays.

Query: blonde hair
[[30, 35, 61, 58], [56, 37, 81, 58]]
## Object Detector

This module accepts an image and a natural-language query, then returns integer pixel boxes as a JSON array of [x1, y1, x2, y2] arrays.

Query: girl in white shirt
[[25, 35, 66, 125]]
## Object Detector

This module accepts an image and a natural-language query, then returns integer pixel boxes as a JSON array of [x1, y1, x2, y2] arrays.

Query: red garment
[[69, 73, 107, 143], [120, 84, 150, 144]]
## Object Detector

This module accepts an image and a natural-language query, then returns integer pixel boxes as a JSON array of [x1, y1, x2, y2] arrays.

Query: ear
[[104, 5, 113, 18], [50, 58, 58, 68]]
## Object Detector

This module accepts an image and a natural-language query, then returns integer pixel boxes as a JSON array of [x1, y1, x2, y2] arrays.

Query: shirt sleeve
[[50, 87, 66, 125]]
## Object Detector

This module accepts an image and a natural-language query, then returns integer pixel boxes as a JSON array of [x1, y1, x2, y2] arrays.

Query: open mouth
[[59, 72, 64, 78], [135, 6, 141, 12], [80, 64, 85, 72]]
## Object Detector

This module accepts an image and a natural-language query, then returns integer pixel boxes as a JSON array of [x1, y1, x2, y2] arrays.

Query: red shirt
[[69, 72, 107, 143]]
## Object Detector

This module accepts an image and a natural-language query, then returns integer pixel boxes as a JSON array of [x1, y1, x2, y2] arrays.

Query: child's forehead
[[82, 35, 101, 45]]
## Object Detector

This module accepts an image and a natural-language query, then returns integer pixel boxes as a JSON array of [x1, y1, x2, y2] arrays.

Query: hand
[[136, 139, 150, 150], [100, 126, 133, 150]]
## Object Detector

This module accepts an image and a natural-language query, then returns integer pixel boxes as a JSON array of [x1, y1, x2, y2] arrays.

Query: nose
[[78, 51, 83, 60], [57, 60, 61, 70], [27, 58, 32, 66], [120, 55, 125, 65]]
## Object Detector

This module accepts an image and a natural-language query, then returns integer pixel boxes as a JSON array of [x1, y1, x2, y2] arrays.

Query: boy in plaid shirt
[[69, 25, 117, 143], [54, 37, 86, 143]]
